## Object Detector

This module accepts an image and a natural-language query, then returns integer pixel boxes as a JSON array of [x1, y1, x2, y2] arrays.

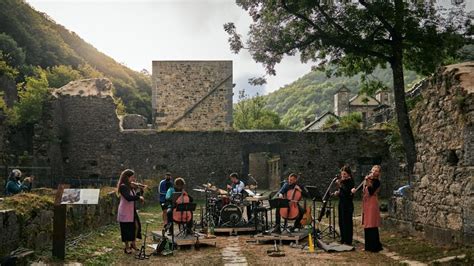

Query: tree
[[234, 90, 284, 130], [225, 0, 471, 174], [0, 32, 25, 68], [46, 65, 82, 88], [8, 67, 50, 125]]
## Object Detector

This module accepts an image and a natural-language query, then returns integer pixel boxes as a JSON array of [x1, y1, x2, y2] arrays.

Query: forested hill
[[263, 67, 422, 129], [0, 0, 151, 119]]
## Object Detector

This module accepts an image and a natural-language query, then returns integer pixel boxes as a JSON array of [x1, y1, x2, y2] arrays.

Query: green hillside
[[263, 67, 422, 129], [0, 0, 151, 119]]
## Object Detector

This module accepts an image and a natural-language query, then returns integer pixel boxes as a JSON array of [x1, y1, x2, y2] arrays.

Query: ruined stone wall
[[0, 191, 119, 257], [152, 61, 233, 131], [120, 114, 148, 130], [46, 87, 398, 197], [388, 62, 474, 246], [32, 79, 398, 197]]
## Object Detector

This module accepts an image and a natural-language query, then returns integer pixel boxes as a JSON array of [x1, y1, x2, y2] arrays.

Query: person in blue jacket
[[5, 169, 29, 195], [158, 172, 173, 226]]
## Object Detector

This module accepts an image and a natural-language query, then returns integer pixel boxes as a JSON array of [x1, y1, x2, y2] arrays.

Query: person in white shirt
[[227, 172, 245, 195]]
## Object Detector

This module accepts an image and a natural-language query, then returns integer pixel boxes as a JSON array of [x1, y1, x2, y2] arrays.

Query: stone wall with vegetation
[[0, 188, 120, 257], [28, 78, 400, 197], [388, 62, 474, 246]]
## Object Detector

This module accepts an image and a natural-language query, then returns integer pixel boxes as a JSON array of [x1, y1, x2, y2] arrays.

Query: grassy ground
[[30, 199, 473, 265]]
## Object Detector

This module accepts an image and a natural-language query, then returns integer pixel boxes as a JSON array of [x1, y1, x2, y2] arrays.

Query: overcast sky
[[27, 0, 313, 98], [26, 0, 472, 99]]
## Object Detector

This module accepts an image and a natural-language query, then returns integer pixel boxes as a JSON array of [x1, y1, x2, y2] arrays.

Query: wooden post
[[52, 184, 68, 260]]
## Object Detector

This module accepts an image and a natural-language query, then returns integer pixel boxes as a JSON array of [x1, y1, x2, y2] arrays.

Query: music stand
[[268, 198, 291, 234], [312, 181, 339, 240], [305, 186, 322, 240]]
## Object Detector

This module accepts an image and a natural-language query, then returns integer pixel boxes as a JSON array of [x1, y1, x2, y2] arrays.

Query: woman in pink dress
[[352, 165, 383, 252], [117, 169, 144, 254]]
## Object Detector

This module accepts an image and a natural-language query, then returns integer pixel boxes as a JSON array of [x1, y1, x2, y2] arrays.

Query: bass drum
[[219, 204, 242, 227]]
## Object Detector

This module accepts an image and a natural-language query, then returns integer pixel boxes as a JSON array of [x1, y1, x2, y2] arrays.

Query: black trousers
[[275, 205, 304, 228], [338, 201, 354, 245], [364, 227, 383, 252]]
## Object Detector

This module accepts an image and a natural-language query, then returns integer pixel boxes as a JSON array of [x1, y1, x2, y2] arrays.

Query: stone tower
[[334, 85, 350, 116], [152, 61, 233, 131]]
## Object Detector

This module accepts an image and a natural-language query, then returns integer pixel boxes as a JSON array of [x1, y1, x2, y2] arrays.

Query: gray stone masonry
[[37, 79, 399, 198], [152, 61, 233, 131], [120, 114, 148, 129], [0, 191, 119, 257], [388, 62, 474, 246]]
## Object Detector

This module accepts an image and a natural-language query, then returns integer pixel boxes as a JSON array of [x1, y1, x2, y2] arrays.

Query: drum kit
[[193, 183, 263, 229]]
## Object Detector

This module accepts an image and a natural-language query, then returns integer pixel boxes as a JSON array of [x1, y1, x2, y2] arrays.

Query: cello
[[279, 185, 302, 220], [172, 190, 192, 223]]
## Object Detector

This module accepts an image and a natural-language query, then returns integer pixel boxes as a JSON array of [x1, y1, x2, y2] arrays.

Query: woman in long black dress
[[334, 165, 355, 245]]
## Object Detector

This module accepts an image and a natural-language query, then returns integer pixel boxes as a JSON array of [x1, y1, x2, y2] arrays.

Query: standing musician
[[116, 169, 144, 254], [333, 165, 355, 245], [351, 165, 383, 252], [158, 172, 173, 227], [165, 177, 194, 234], [272, 173, 308, 233]]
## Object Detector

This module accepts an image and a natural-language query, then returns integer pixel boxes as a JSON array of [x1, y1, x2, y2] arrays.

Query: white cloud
[[27, 0, 312, 97]]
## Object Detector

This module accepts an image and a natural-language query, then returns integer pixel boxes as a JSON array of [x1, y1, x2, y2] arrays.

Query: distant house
[[303, 85, 393, 131], [301, 111, 339, 132]]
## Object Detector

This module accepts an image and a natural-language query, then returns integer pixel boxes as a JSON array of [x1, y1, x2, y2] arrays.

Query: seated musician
[[272, 173, 308, 233], [226, 172, 245, 195], [165, 177, 193, 234], [226, 172, 253, 222]]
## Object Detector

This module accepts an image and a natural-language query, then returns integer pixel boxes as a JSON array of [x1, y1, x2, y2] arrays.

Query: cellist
[[165, 177, 194, 235], [271, 173, 308, 233]]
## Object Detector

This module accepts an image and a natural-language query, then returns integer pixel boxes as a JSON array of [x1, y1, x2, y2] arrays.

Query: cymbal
[[218, 189, 228, 195], [193, 188, 205, 193], [202, 183, 218, 191], [245, 185, 258, 190]]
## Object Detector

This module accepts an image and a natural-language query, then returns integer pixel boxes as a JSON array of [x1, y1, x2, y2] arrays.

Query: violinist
[[351, 165, 383, 252], [116, 169, 144, 254], [333, 165, 355, 245], [165, 177, 193, 234], [272, 173, 308, 233]]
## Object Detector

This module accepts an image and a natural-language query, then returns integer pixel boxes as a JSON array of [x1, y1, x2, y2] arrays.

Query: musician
[[116, 169, 144, 254], [334, 165, 355, 245], [226, 172, 245, 195], [273, 173, 308, 232], [226, 172, 255, 222], [351, 165, 383, 252], [158, 172, 173, 226], [165, 177, 193, 234]]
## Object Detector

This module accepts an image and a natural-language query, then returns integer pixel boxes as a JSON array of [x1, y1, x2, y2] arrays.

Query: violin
[[131, 181, 148, 189], [280, 185, 302, 220], [353, 172, 373, 194], [172, 190, 192, 223]]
